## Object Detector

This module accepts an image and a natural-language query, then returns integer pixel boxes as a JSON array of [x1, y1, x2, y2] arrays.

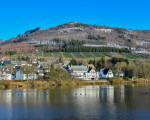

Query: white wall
[[15, 71, 39, 80]]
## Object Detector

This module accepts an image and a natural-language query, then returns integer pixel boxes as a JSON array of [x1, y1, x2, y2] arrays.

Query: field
[[23, 52, 148, 59], [121, 53, 148, 59]]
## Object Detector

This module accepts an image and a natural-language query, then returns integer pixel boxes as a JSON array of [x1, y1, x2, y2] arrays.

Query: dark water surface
[[0, 85, 150, 120]]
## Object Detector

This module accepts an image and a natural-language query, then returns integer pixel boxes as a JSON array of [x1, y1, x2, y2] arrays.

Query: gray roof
[[39, 62, 52, 68], [88, 67, 97, 73], [11, 61, 27, 65], [68, 65, 89, 72]]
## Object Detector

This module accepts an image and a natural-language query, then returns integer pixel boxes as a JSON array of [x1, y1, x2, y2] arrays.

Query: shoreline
[[0, 79, 150, 90]]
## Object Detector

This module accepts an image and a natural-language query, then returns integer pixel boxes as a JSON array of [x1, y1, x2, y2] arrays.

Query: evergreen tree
[[69, 59, 77, 65]]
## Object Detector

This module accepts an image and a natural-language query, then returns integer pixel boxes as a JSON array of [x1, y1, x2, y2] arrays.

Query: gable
[[103, 68, 109, 75]]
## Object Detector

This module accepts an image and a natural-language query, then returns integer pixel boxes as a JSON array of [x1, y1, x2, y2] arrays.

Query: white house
[[99, 68, 114, 79], [84, 68, 99, 80], [37, 70, 45, 76], [0, 66, 12, 80], [15, 70, 39, 80], [15, 66, 39, 80], [67, 65, 98, 80]]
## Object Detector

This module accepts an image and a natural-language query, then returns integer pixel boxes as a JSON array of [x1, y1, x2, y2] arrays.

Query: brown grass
[[0, 79, 110, 89]]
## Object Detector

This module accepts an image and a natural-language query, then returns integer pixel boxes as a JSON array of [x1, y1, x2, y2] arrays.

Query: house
[[30, 58, 37, 64], [3, 61, 11, 65], [15, 71, 39, 80], [85, 68, 99, 80], [37, 62, 51, 72], [11, 61, 27, 66], [67, 65, 89, 78], [15, 66, 39, 80], [38, 70, 45, 76], [99, 68, 113, 79], [115, 72, 125, 77], [15, 70, 39, 80], [0, 66, 12, 80], [67, 65, 98, 80]]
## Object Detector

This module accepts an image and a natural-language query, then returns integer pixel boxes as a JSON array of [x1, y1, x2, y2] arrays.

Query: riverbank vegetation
[[0, 80, 110, 89], [88, 57, 150, 80]]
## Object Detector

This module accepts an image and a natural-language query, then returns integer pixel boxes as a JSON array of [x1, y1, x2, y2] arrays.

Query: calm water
[[0, 85, 150, 120]]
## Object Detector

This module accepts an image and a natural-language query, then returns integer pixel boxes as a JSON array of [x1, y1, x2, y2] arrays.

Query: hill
[[1, 22, 150, 54]]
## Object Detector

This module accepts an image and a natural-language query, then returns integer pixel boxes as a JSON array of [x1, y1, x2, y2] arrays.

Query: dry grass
[[0, 42, 35, 54], [0, 79, 110, 89]]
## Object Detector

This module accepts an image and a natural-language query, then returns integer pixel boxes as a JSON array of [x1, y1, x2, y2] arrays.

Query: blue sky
[[0, 0, 150, 40]]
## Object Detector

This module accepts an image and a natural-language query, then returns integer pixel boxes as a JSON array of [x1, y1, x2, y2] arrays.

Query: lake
[[0, 85, 150, 120]]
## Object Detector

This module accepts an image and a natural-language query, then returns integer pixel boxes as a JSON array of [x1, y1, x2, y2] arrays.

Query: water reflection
[[0, 85, 150, 120]]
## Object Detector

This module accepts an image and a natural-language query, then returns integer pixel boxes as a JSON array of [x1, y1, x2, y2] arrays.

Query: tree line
[[46, 46, 131, 53], [0, 51, 17, 56], [44, 39, 131, 53], [18, 56, 30, 62], [87, 34, 106, 40], [88, 57, 150, 79]]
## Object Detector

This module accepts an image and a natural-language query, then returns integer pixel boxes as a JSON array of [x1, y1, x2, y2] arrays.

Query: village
[[0, 56, 124, 81]]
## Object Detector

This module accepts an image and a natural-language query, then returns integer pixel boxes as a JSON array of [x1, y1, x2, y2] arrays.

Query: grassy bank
[[0, 79, 110, 89], [0, 78, 150, 89]]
